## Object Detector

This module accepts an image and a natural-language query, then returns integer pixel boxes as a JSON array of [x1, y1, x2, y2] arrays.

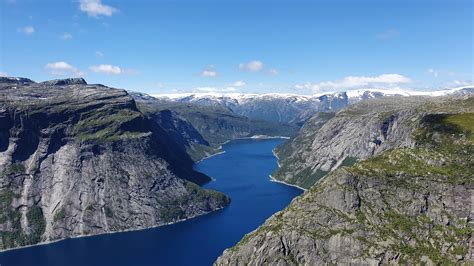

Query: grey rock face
[[273, 97, 437, 188], [0, 78, 229, 250], [40, 78, 87, 86], [216, 96, 473, 265], [216, 169, 473, 265], [0, 77, 35, 84]]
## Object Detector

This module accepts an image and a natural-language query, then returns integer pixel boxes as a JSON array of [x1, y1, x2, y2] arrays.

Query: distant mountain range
[[153, 86, 473, 124]]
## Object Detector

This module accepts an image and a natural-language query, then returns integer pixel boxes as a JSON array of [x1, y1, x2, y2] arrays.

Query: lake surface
[[0, 138, 302, 266]]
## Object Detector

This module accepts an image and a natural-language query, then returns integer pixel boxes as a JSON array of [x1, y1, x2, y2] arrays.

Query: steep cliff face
[[0, 78, 229, 250], [273, 97, 447, 188], [216, 96, 473, 265]]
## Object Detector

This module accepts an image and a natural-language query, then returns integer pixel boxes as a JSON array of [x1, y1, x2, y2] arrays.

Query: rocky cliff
[[216, 96, 473, 265], [273, 96, 456, 188], [0, 77, 229, 250]]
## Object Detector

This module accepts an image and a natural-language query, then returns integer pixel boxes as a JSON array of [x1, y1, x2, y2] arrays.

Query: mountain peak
[[40, 78, 87, 86], [0, 77, 36, 84]]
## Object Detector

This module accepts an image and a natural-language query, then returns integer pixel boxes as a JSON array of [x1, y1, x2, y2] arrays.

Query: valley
[[2, 1, 472, 265], [0, 76, 472, 265]]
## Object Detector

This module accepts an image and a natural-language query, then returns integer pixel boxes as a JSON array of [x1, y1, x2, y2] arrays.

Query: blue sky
[[1, 0, 472, 94]]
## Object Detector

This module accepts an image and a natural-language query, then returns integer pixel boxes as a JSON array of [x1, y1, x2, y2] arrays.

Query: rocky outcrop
[[40, 78, 87, 86], [216, 96, 474, 265], [273, 97, 442, 188], [0, 78, 229, 250]]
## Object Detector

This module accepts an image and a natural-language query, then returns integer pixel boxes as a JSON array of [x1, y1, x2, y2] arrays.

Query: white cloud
[[0, 71, 8, 77], [45, 61, 84, 76], [95, 51, 104, 57], [195, 86, 236, 92], [428, 68, 458, 78], [17, 26, 34, 35], [200, 65, 217, 77], [239, 60, 263, 72], [89, 64, 122, 75], [60, 33, 73, 40], [79, 0, 118, 17], [449, 80, 473, 87], [427, 68, 439, 77], [267, 68, 278, 75], [231, 80, 246, 87], [376, 29, 400, 40], [295, 74, 412, 93]]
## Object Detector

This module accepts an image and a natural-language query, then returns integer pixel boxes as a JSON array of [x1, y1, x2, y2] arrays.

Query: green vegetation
[[340, 156, 358, 167], [0, 189, 49, 249], [186, 144, 220, 162], [6, 163, 26, 174], [159, 205, 185, 223], [351, 112, 473, 188], [72, 108, 147, 141], [26, 206, 46, 243], [0, 190, 20, 224], [86, 204, 96, 212], [273, 162, 328, 189], [54, 208, 66, 222], [104, 206, 114, 218], [415, 113, 474, 144], [159, 181, 229, 223]]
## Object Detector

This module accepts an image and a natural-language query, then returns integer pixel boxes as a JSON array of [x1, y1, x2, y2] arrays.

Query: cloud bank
[[17, 26, 34, 35], [90, 64, 122, 75], [295, 74, 412, 93], [79, 0, 117, 17], [200, 65, 218, 77], [239, 60, 263, 72], [45, 61, 83, 76]]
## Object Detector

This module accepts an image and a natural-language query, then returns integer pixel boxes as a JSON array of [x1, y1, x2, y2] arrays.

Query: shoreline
[[196, 150, 226, 164], [195, 135, 291, 164], [272, 148, 282, 168], [270, 146, 306, 191], [269, 174, 306, 191], [0, 206, 225, 253]]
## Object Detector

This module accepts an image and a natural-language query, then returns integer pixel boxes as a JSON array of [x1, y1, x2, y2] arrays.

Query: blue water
[[0, 138, 302, 266]]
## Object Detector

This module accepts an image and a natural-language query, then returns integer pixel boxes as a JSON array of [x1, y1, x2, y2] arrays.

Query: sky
[[1, 0, 473, 95]]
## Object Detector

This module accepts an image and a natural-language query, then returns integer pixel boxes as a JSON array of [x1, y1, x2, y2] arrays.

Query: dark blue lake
[[0, 138, 302, 266]]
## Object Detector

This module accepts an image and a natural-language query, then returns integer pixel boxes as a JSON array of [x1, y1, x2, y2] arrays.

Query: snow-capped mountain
[[153, 86, 472, 124]]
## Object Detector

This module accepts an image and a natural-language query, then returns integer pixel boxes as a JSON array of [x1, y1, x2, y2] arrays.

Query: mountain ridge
[[153, 86, 473, 124]]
